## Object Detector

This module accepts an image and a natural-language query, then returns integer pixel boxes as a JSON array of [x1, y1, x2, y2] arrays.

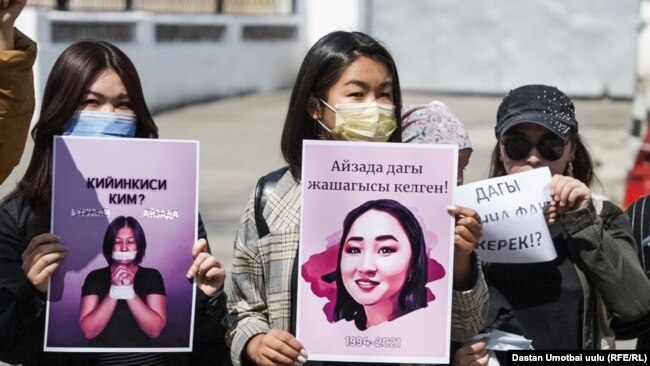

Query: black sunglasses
[[501, 135, 568, 161]]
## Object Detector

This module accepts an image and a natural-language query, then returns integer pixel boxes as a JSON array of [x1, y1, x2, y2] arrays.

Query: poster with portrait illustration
[[44, 136, 198, 352], [297, 140, 457, 364], [455, 167, 556, 263]]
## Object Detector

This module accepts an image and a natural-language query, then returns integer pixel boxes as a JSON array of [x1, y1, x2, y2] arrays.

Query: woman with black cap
[[454, 84, 650, 365]]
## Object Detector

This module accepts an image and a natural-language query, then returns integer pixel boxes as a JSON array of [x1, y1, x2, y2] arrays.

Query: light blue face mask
[[63, 111, 137, 138]]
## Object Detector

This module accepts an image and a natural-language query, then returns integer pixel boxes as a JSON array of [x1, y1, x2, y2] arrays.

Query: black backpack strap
[[252, 166, 298, 335], [254, 166, 289, 238]]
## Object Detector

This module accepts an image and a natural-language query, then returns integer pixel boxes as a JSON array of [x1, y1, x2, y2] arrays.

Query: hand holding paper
[[547, 174, 591, 224], [187, 238, 226, 297], [448, 205, 482, 256], [246, 329, 308, 366], [22, 233, 67, 293], [448, 205, 482, 290], [452, 338, 488, 366]]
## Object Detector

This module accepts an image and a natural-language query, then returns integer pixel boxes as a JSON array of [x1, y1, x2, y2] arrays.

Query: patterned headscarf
[[401, 101, 472, 150]]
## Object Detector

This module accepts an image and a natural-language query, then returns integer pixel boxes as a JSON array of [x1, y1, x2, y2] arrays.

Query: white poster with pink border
[[297, 140, 457, 364]]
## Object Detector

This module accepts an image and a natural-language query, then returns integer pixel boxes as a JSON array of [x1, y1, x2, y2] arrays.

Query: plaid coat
[[225, 168, 488, 365]]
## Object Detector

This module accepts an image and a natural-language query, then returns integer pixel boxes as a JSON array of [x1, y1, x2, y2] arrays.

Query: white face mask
[[112, 251, 137, 261], [319, 100, 397, 142]]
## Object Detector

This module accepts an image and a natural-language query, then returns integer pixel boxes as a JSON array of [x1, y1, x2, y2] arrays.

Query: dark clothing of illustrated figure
[[81, 266, 166, 347]]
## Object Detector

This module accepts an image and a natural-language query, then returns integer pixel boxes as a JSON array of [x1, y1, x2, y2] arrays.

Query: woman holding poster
[[0, 37, 229, 365], [477, 84, 650, 363], [225, 30, 487, 366], [80, 216, 167, 347]]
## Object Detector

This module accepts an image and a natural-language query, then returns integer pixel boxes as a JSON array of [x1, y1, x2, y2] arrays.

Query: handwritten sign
[[456, 168, 556, 263]]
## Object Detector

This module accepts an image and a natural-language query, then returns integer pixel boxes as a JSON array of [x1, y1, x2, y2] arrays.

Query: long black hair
[[8, 40, 158, 215], [330, 199, 428, 330]]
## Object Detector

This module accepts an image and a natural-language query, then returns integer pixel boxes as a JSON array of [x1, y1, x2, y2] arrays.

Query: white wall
[[15, 7, 304, 115], [302, 0, 366, 48], [304, 0, 639, 98], [16, 0, 640, 113]]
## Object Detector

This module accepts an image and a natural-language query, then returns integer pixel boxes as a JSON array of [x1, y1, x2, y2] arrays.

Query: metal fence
[[29, 0, 294, 14]]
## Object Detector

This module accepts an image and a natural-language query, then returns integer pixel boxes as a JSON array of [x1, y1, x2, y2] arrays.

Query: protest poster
[[455, 167, 556, 263], [297, 140, 457, 364], [45, 136, 198, 352]]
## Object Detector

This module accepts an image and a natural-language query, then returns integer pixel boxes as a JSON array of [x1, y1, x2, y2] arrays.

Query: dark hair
[[102, 216, 147, 265], [489, 129, 596, 187], [10, 40, 158, 214], [331, 199, 427, 330], [280, 31, 403, 180]]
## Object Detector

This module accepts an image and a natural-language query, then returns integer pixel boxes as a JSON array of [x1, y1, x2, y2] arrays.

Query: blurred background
[[0, 2, 648, 352]]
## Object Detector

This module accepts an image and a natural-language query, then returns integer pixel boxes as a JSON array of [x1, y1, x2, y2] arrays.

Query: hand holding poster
[[45, 136, 198, 352], [455, 167, 556, 263], [297, 140, 457, 364]]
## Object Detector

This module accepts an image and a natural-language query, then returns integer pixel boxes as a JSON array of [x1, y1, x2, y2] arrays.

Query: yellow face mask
[[319, 100, 397, 142]]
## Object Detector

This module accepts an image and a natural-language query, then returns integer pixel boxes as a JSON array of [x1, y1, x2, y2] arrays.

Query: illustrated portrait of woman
[[325, 199, 430, 331], [79, 216, 166, 347]]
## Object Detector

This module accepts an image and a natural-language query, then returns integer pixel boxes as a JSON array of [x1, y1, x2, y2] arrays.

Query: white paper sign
[[456, 168, 557, 263]]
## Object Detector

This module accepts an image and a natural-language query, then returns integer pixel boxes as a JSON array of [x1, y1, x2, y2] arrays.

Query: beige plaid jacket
[[225, 169, 488, 365]]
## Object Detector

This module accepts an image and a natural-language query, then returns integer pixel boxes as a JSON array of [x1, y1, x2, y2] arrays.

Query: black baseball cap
[[495, 84, 578, 141]]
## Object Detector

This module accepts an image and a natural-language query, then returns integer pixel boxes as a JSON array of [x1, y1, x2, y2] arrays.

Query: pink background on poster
[[45, 136, 198, 351], [297, 140, 457, 363]]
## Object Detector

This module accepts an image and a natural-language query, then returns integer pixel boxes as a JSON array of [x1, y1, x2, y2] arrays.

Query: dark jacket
[[484, 198, 650, 350]]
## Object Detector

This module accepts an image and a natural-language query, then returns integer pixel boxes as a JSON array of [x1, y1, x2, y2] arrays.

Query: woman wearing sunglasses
[[472, 84, 650, 363]]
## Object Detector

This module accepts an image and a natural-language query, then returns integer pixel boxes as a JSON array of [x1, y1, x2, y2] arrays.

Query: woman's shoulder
[[0, 190, 29, 214], [591, 194, 624, 217], [242, 166, 301, 241], [259, 166, 296, 192], [256, 166, 301, 226], [0, 190, 48, 239], [255, 166, 300, 211]]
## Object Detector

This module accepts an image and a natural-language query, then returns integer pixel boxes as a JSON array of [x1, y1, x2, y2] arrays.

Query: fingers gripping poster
[[297, 140, 457, 364], [45, 136, 198, 352]]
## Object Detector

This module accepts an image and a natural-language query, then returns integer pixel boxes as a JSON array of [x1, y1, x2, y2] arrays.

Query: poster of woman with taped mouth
[[45, 136, 199, 353], [79, 215, 167, 348]]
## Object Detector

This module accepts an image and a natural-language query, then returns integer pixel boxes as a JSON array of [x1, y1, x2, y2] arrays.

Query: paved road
[[0, 91, 637, 359]]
